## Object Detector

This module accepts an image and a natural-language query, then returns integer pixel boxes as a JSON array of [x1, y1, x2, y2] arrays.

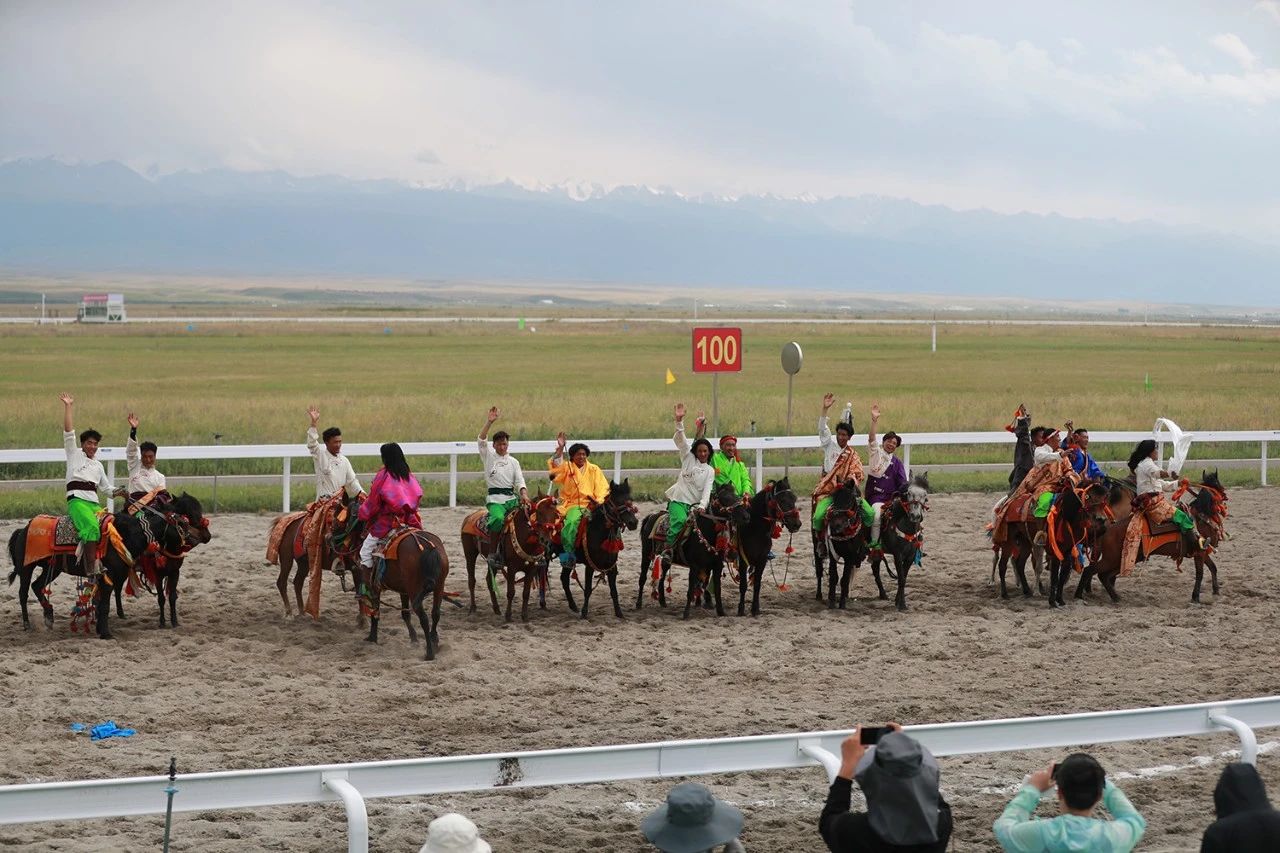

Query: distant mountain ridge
[[0, 158, 1275, 306]]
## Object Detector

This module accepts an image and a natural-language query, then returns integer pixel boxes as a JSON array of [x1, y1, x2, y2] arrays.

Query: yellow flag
[[665, 368, 676, 385]]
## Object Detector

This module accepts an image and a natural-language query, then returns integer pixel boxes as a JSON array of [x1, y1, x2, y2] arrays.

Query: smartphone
[[860, 726, 892, 745]]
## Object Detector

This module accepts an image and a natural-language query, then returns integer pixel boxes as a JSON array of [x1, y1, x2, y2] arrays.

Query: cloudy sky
[[3, 1, 1279, 237]]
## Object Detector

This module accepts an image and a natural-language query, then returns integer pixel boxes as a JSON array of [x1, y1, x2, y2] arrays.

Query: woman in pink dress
[[357, 442, 424, 572]]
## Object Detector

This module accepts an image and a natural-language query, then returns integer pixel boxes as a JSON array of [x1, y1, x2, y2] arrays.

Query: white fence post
[[1209, 710, 1259, 765], [107, 459, 116, 512], [613, 450, 622, 483], [322, 774, 369, 853], [1262, 441, 1269, 487], [282, 456, 291, 513], [449, 453, 457, 508], [755, 447, 763, 491], [903, 445, 911, 477]]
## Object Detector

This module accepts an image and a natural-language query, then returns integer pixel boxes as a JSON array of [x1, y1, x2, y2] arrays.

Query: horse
[[358, 527, 450, 661], [123, 492, 212, 627], [636, 482, 752, 619], [1043, 481, 1111, 608], [1079, 471, 1224, 605], [7, 510, 148, 639], [460, 495, 560, 623], [270, 494, 364, 620], [812, 480, 884, 609], [563, 480, 640, 621], [991, 516, 1045, 600], [736, 477, 803, 616], [869, 472, 930, 612]]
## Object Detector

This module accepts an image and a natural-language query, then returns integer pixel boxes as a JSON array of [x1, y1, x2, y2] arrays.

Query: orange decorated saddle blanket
[[461, 510, 488, 540], [22, 514, 81, 567]]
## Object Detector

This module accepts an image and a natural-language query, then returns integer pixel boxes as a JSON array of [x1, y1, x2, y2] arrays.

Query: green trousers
[[67, 496, 102, 543], [485, 498, 518, 533], [812, 496, 874, 531], [561, 506, 585, 558], [1172, 507, 1195, 533], [665, 501, 691, 547]]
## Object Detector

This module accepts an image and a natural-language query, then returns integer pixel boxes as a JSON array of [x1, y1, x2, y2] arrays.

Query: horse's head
[[764, 476, 802, 533], [898, 472, 930, 525], [827, 480, 862, 537], [1202, 469, 1224, 492], [528, 494, 562, 544], [171, 492, 212, 545], [712, 482, 751, 527], [605, 479, 639, 531]]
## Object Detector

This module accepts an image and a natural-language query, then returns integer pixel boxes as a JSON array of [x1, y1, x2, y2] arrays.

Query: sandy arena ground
[[1, 490, 1277, 852]]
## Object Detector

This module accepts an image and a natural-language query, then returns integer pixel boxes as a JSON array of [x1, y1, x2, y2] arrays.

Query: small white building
[[78, 293, 127, 323]]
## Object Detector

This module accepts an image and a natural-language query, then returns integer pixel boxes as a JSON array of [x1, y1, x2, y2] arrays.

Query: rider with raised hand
[[548, 428, 610, 570], [1065, 425, 1104, 482], [661, 402, 715, 560], [125, 412, 168, 503], [477, 406, 529, 571], [818, 392, 857, 477], [694, 415, 753, 499], [306, 406, 364, 501], [60, 393, 113, 577], [866, 403, 907, 549]]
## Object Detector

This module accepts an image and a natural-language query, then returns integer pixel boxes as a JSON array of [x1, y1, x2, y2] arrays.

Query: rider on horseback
[[1129, 439, 1201, 550], [813, 393, 864, 533], [695, 418, 753, 499], [306, 407, 364, 500], [1066, 427, 1104, 481], [866, 403, 906, 549], [660, 403, 715, 563], [59, 393, 114, 577], [125, 412, 168, 504], [477, 406, 529, 572], [357, 443, 423, 574], [548, 430, 610, 570]]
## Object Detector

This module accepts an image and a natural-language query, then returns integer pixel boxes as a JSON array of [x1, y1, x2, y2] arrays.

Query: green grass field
[[2, 321, 1276, 512]]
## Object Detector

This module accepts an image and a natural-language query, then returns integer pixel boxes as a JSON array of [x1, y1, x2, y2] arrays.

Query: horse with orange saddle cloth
[[355, 525, 450, 661], [460, 494, 560, 623], [8, 509, 148, 639], [266, 493, 365, 620]]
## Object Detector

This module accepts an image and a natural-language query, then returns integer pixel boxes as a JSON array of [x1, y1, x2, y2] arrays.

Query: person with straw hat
[[419, 812, 491, 853], [642, 782, 746, 852]]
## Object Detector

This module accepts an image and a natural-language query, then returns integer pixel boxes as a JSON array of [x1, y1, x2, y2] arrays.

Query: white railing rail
[[0, 696, 1275, 853], [2, 429, 1274, 511]]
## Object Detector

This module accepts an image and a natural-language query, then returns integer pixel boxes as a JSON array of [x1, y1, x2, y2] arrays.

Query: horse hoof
[[99, 632, 114, 640], [365, 636, 378, 644], [878, 593, 889, 601], [614, 611, 625, 620], [838, 602, 847, 610], [568, 605, 580, 614], [1000, 591, 1009, 600]]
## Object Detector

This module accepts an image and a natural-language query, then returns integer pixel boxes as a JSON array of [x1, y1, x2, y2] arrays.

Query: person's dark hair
[[882, 431, 901, 446], [1055, 753, 1106, 811], [140, 441, 158, 454], [1031, 426, 1052, 440], [492, 430, 510, 443], [1073, 428, 1089, 436], [835, 421, 855, 438], [691, 438, 713, 458], [380, 442, 411, 481], [79, 429, 102, 444], [1128, 439, 1157, 472], [568, 442, 590, 458], [322, 426, 342, 442]]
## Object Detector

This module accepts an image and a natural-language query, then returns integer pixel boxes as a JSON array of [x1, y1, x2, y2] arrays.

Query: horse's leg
[[33, 565, 55, 628], [826, 546, 838, 609], [658, 558, 670, 608], [838, 555, 853, 609], [1047, 558, 1060, 609], [114, 581, 125, 619], [96, 576, 113, 640], [365, 590, 381, 643], [997, 548, 1011, 599], [1013, 549, 1033, 598], [400, 593, 418, 644], [292, 559, 307, 615], [870, 556, 889, 601], [276, 556, 293, 618], [580, 563, 594, 620], [521, 574, 533, 622], [1100, 570, 1121, 603], [561, 562, 579, 614], [737, 555, 749, 617], [16, 566, 32, 630], [1207, 555, 1220, 595], [607, 570, 625, 619], [168, 563, 181, 627], [894, 555, 909, 612], [682, 564, 697, 620], [1191, 555, 1204, 604], [413, 589, 433, 661], [812, 533, 824, 602], [1031, 544, 1046, 596], [1074, 564, 1095, 600], [465, 539, 478, 615], [156, 569, 169, 627], [504, 568, 515, 623], [711, 563, 725, 618]]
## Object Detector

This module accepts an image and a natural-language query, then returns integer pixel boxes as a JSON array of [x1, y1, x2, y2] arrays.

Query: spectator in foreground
[[419, 812, 491, 853], [642, 781, 746, 852], [993, 753, 1145, 852], [1201, 762, 1280, 852], [819, 723, 952, 852]]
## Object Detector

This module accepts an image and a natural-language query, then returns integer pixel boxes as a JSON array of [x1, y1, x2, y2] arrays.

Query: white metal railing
[[0, 696, 1274, 853], [1, 429, 1274, 512]]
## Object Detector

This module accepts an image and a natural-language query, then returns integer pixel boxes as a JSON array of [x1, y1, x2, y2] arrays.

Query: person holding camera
[[819, 723, 952, 852], [993, 753, 1145, 852]]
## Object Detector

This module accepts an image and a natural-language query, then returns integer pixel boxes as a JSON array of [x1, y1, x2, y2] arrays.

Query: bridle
[[762, 482, 801, 533]]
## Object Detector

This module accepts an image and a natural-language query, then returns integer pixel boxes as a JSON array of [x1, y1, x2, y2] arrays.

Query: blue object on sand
[[90, 721, 137, 741], [69, 723, 85, 732]]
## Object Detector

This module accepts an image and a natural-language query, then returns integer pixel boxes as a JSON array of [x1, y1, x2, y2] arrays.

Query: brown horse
[[1076, 475, 1213, 604], [460, 495, 560, 622], [1043, 481, 1110, 608], [269, 496, 364, 619], [361, 528, 450, 660], [992, 518, 1045, 599]]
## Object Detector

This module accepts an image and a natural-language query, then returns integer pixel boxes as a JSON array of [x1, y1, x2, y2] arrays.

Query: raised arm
[[60, 393, 75, 434], [818, 393, 834, 446], [306, 406, 321, 453], [549, 430, 567, 469], [693, 411, 707, 440], [479, 406, 499, 442], [868, 403, 880, 447], [673, 403, 689, 456], [126, 412, 140, 474]]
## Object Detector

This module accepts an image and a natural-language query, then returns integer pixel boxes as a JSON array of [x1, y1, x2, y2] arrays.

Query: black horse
[[816, 480, 890, 609], [1043, 481, 1110, 609], [735, 477, 802, 616], [566, 479, 640, 620], [636, 482, 751, 619], [868, 472, 930, 612], [8, 511, 148, 639], [121, 493, 212, 627]]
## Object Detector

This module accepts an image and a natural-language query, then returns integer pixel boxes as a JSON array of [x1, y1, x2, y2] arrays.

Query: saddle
[[461, 509, 488, 540], [22, 514, 82, 567]]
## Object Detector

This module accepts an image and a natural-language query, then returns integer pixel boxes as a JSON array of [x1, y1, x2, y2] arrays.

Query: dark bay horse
[[736, 477, 802, 616], [271, 496, 364, 619], [992, 516, 1045, 600], [636, 482, 751, 619], [361, 528, 449, 661], [117, 492, 211, 627], [869, 472, 930, 612], [812, 480, 881, 609], [1043, 481, 1110, 608], [567, 480, 640, 621], [1079, 472, 1221, 604], [8, 511, 148, 639], [460, 495, 559, 623]]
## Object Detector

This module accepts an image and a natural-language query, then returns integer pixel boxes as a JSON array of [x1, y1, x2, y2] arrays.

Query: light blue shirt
[[993, 780, 1145, 852]]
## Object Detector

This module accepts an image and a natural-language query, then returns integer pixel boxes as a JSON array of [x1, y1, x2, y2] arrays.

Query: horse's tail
[[7, 528, 24, 585], [419, 535, 443, 595]]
